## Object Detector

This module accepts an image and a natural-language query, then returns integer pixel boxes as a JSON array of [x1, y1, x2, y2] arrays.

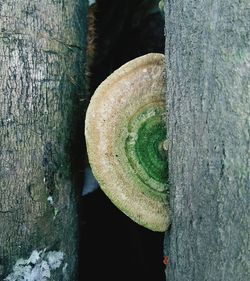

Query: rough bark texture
[[164, 1, 250, 280], [0, 0, 87, 279]]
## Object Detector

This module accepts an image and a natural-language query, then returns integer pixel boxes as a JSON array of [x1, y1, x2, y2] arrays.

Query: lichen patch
[[4, 249, 65, 281]]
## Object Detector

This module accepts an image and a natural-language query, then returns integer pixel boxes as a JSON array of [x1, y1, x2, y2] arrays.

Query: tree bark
[[164, 1, 250, 280], [0, 0, 87, 279]]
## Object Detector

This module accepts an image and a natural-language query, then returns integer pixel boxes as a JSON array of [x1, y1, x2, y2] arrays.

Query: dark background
[[79, 190, 165, 281]]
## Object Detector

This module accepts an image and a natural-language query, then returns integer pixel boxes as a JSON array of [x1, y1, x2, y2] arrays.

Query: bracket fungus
[[85, 53, 170, 232]]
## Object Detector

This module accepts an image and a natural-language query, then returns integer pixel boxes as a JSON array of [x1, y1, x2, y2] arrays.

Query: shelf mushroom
[[85, 53, 170, 232]]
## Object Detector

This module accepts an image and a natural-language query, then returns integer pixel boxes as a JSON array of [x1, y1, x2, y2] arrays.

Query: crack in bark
[[0, 210, 14, 214], [42, 141, 58, 196], [0, 31, 82, 52]]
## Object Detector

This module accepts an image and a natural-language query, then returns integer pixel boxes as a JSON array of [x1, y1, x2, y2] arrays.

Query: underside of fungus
[[85, 53, 170, 232]]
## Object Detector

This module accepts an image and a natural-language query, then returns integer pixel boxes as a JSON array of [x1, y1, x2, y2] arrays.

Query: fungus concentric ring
[[85, 53, 170, 232]]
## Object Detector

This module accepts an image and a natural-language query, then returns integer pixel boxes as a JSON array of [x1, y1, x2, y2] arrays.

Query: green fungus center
[[125, 103, 168, 195], [135, 115, 168, 184]]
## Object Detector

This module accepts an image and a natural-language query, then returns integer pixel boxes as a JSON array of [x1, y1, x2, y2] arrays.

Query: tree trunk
[[164, 1, 250, 280], [0, 0, 87, 279]]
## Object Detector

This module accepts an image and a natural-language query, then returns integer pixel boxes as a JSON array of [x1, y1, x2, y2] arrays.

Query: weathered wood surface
[[0, 0, 87, 279], [165, 0, 250, 280]]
